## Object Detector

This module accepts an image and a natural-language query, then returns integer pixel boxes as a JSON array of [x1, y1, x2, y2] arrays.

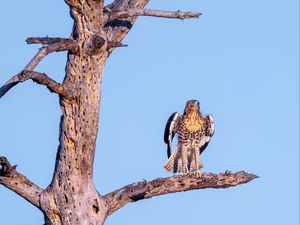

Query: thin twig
[[105, 171, 258, 215], [0, 156, 43, 209]]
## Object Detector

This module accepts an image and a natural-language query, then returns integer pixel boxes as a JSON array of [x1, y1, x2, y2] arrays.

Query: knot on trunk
[[0, 156, 17, 176], [84, 35, 107, 55]]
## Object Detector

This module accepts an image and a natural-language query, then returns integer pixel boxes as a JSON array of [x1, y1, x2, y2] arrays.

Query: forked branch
[[24, 38, 77, 71], [105, 171, 258, 215], [0, 156, 43, 208], [107, 8, 201, 21], [0, 70, 72, 98], [0, 38, 77, 99]]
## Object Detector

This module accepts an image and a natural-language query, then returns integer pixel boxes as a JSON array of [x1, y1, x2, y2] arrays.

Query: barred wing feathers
[[164, 112, 180, 158], [200, 113, 215, 154]]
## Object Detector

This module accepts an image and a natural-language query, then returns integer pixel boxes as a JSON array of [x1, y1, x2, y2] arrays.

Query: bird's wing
[[199, 113, 215, 154], [204, 113, 215, 136], [164, 112, 180, 158]]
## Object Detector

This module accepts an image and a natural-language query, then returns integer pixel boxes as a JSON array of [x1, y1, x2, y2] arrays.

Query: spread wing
[[164, 112, 180, 158], [199, 113, 215, 154]]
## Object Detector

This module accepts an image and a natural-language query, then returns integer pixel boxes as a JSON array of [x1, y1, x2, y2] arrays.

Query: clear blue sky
[[0, 0, 299, 224]]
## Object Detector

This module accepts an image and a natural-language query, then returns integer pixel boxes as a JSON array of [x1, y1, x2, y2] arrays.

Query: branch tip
[[107, 41, 128, 49]]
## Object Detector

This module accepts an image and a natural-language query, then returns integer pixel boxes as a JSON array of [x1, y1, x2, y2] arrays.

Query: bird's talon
[[225, 170, 232, 175], [196, 171, 202, 178]]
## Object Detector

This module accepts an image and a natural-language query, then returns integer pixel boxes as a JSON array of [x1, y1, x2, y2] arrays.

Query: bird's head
[[184, 99, 200, 115]]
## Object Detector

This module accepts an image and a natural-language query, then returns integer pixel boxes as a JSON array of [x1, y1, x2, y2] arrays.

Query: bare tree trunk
[[0, 1, 258, 225], [38, 2, 110, 223], [40, 55, 109, 224]]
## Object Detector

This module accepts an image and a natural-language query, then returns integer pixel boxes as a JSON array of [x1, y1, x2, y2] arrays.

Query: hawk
[[164, 100, 214, 176]]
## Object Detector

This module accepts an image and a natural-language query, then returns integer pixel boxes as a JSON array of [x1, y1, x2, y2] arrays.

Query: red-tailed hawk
[[164, 100, 214, 176]]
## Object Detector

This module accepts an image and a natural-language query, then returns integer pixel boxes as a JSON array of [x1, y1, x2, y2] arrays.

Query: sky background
[[0, 0, 299, 225]]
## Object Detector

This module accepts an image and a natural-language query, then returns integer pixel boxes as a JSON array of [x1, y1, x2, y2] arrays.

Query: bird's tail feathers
[[164, 144, 185, 174]]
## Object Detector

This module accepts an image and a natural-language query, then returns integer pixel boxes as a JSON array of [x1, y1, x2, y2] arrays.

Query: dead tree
[[0, 1, 258, 224]]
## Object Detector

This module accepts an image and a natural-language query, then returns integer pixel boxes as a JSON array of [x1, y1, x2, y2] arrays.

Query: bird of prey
[[164, 100, 214, 176]]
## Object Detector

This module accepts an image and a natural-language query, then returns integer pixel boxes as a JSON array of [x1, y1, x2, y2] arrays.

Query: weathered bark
[[38, 1, 109, 224], [105, 171, 258, 215], [0, 1, 258, 225], [39, 53, 109, 224]]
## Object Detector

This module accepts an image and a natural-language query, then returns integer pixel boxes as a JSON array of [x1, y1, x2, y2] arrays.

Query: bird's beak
[[191, 100, 199, 107], [194, 100, 200, 110]]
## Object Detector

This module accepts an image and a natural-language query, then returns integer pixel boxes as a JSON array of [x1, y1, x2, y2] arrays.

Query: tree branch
[[27, 37, 127, 50], [104, 0, 200, 54], [107, 8, 201, 21], [105, 171, 258, 215], [107, 41, 128, 49], [64, 0, 81, 9], [104, 0, 149, 54], [0, 156, 43, 209], [0, 38, 77, 99], [24, 38, 77, 71], [0, 70, 72, 98], [26, 37, 70, 45]]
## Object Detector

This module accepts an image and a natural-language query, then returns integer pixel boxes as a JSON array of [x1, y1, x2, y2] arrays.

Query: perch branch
[[0, 38, 77, 99], [105, 171, 258, 215], [107, 8, 201, 21], [0, 156, 43, 208]]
